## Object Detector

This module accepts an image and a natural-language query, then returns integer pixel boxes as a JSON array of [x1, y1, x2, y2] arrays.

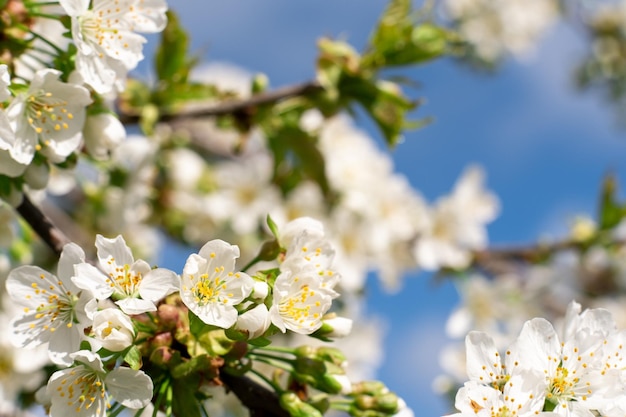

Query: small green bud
[[352, 381, 387, 396], [315, 346, 347, 366], [279, 392, 323, 417], [252, 73, 269, 94], [374, 392, 399, 413], [355, 395, 376, 410]]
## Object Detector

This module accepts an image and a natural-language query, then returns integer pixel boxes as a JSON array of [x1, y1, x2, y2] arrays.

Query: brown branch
[[221, 372, 290, 417], [15, 194, 71, 256], [118, 80, 324, 124]]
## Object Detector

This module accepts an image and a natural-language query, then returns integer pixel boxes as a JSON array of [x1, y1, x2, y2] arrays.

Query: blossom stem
[[241, 255, 262, 273], [252, 345, 296, 355], [24, 1, 60, 6], [250, 356, 294, 373], [27, 11, 61, 20], [153, 377, 171, 417], [17, 25, 64, 54], [107, 402, 125, 417], [248, 351, 293, 364], [249, 368, 283, 394]]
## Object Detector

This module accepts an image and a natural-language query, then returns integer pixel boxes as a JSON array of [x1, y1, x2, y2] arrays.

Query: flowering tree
[[1, 0, 626, 416]]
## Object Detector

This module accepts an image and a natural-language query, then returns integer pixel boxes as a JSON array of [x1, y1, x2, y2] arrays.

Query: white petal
[[106, 367, 153, 409], [57, 242, 85, 291], [115, 297, 156, 315], [58, 0, 89, 16], [96, 234, 134, 270], [72, 262, 114, 299], [48, 326, 82, 366], [138, 268, 179, 302]]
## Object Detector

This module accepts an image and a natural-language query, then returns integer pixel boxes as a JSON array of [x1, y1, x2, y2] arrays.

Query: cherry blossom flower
[[269, 266, 333, 334], [280, 217, 340, 298], [511, 303, 624, 416], [5, 69, 91, 169], [90, 308, 135, 352], [60, 0, 168, 93], [73, 234, 179, 315], [5, 243, 96, 365], [446, 375, 558, 417], [180, 239, 255, 328], [46, 350, 152, 417]]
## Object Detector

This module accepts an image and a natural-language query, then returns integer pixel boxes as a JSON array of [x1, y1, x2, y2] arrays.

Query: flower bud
[[157, 304, 180, 330], [373, 392, 400, 413], [151, 332, 173, 349], [251, 280, 269, 300], [352, 381, 387, 396], [150, 346, 175, 368], [235, 304, 271, 339], [23, 161, 50, 190], [91, 308, 135, 351], [83, 113, 126, 160], [312, 314, 353, 340], [279, 392, 323, 417]]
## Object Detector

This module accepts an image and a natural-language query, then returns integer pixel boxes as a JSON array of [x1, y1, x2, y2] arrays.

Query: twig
[[118, 80, 323, 124], [15, 194, 71, 256]]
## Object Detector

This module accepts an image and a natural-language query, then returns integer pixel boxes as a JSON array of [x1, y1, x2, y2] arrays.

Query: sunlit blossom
[[73, 234, 179, 315], [5, 243, 96, 365], [180, 239, 255, 328]]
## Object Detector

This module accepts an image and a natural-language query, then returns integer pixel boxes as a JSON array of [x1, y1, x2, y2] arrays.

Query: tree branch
[[15, 194, 71, 256], [118, 80, 324, 124], [220, 372, 290, 417]]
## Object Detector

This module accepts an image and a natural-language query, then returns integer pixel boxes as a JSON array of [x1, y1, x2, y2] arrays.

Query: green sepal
[[171, 354, 219, 380], [123, 345, 143, 370]]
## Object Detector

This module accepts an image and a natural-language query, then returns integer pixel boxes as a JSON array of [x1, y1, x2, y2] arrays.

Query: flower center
[[26, 90, 73, 139], [59, 368, 108, 414], [107, 263, 142, 298], [547, 366, 578, 402]]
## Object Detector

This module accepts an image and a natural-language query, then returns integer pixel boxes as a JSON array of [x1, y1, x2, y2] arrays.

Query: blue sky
[[153, 2, 626, 416]]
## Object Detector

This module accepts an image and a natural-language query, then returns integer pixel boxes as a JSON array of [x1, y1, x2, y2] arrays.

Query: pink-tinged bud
[[150, 346, 175, 368], [157, 304, 180, 330], [152, 332, 173, 349]]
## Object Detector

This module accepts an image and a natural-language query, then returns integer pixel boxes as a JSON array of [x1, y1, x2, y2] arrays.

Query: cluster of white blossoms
[[445, 301, 626, 417], [0, 0, 167, 191], [156, 74, 499, 293], [443, 0, 559, 61], [437, 218, 626, 394], [1, 217, 352, 415]]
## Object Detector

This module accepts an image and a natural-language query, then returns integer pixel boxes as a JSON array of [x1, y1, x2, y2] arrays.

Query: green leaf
[[598, 173, 626, 230], [363, 0, 452, 69], [154, 10, 194, 84], [171, 377, 203, 417], [171, 354, 219, 379], [123, 345, 143, 370]]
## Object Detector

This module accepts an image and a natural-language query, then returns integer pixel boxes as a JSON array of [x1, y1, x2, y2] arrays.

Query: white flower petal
[[106, 367, 153, 409]]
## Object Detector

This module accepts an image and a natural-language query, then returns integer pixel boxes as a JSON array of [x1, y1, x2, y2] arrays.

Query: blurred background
[[139, 2, 626, 415]]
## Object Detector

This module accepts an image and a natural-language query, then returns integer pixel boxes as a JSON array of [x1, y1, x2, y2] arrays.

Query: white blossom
[[5, 69, 91, 167], [269, 266, 333, 334], [46, 350, 152, 417], [180, 239, 255, 328], [5, 243, 96, 365], [73, 234, 179, 315], [60, 0, 168, 93], [235, 304, 271, 339], [91, 308, 135, 352], [0, 64, 10, 102], [83, 113, 126, 160]]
